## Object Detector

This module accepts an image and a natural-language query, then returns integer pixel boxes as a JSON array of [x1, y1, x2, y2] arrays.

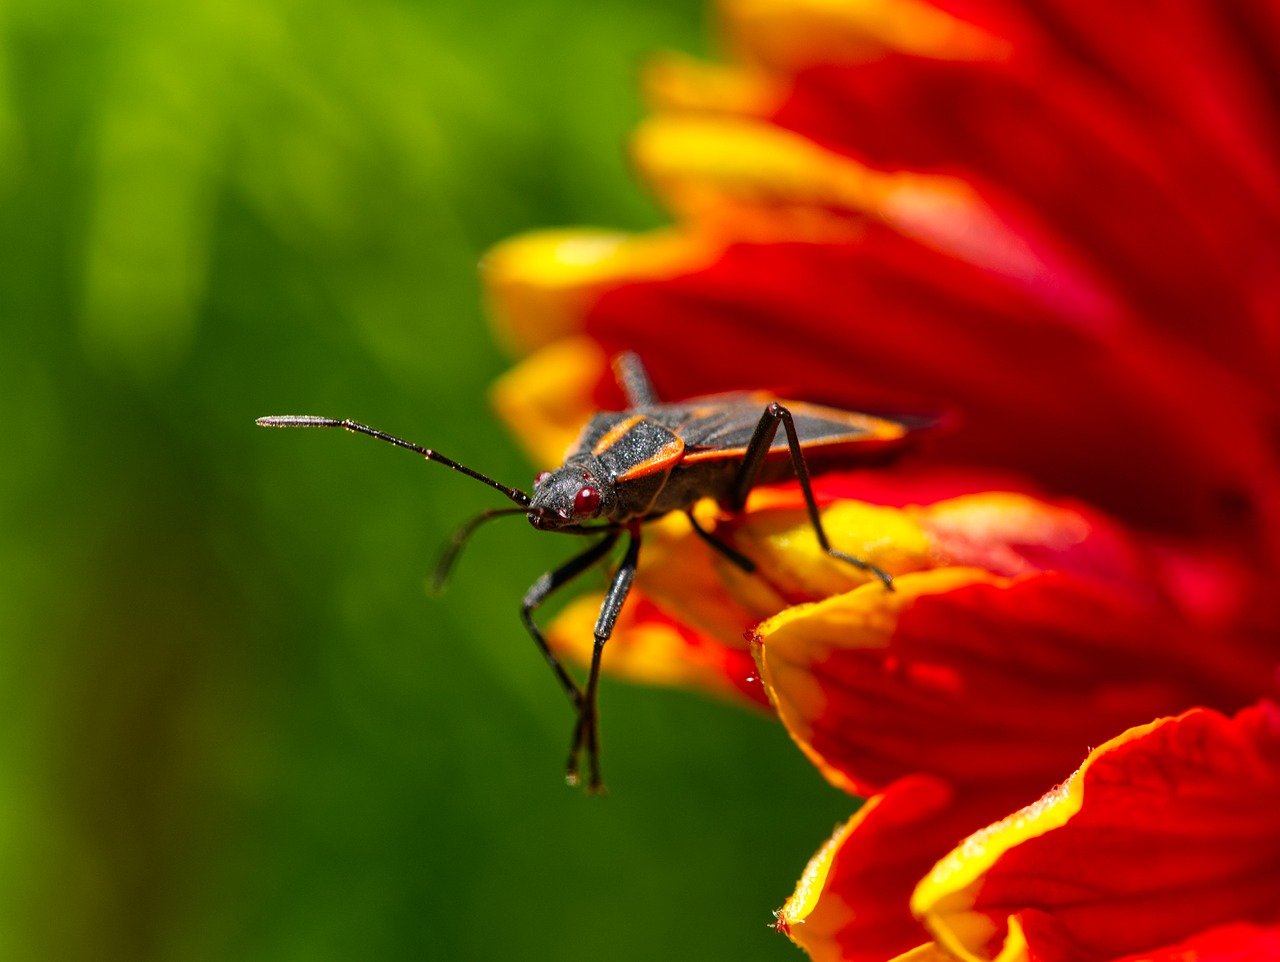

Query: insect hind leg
[[729, 402, 894, 591]]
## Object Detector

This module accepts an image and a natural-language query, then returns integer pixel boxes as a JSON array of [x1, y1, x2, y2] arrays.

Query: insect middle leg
[[567, 527, 641, 793], [729, 402, 894, 590], [521, 530, 622, 711], [685, 509, 756, 573]]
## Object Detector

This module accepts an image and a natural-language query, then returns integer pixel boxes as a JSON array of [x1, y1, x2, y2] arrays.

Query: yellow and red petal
[[531, 494, 927, 710], [538, 484, 1272, 723], [928, 3, 1280, 235], [914, 702, 1280, 962], [765, 2, 1280, 374], [731, 485, 1175, 591], [496, 224, 1280, 557], [770, 52, 1280, 366], [537, 485, 1117, 706], [756, 565, 1271, 800], [777, 775, 1018, 962], [632, 113, 1037, 267], [543, 588, 769, 709], [632, 503, 792, 646], [477, 4, 1280, 962], [530, 485, 967, 710], [719, 498, 935, 604], [580, 235, 1280, 552], [482, 228, 718, 356], [480, 1, 1280, 556], [719, 0, 1008, 69]]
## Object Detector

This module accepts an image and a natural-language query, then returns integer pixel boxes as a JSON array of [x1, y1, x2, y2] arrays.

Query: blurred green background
[[0, 0, 857, 958]]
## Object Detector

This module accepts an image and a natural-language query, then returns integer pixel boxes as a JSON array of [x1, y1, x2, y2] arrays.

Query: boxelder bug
[[258, 352, 915, 792]]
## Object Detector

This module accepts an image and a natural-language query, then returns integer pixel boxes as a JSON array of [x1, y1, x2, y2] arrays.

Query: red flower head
[[482, 1, 1280, 959]]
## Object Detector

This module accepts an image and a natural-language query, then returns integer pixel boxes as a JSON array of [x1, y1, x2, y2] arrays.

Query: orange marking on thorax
[[616, 435, 686, 481], [591, 415, 646, 456]]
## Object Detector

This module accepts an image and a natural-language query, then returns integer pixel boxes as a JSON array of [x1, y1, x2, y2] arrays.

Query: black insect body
[[259, 353, 914, 792]]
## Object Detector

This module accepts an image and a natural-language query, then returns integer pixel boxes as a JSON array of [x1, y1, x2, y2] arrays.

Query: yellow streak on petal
[[489, 336, 606, 467], [731, 501, 937, 598], [634, 495, 949, 654], [913, 493, 1093, 574], [776, 803, 877, 956], [634, 115, 1043, 281], [482, 228, 718, 354], [758, 568, 1001, 794], [643, 50, 784, 115], [912, 783, 1074, 961], [912, 717, 1174, 962], [916, 493, 1092, 544], [991, 916, 1031, 962], [721, 0, 1010, 68]]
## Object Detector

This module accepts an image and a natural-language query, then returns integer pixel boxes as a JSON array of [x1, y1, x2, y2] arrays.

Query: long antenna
[[256, 415, 531, 507]]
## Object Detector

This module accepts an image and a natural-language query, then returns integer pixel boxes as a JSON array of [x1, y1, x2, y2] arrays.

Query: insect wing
[[671, 394, 910, 463]]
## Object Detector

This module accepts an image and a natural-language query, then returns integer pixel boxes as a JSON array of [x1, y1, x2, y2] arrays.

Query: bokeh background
[[1, 1, 858, 959]]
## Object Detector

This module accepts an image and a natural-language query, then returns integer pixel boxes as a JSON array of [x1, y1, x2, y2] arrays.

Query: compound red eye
[[533, 471, 551, 488], [573, 485, 601, 516]]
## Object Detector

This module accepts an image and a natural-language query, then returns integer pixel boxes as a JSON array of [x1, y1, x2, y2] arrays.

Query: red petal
[[758, 570, 1271, 799], [543, 591, 770, 709], [933, 1, 1280, 210], [777, 775, 1018, 962], [1108, 920, 1280, 962], [916, 702, 1280, 962], [1017, 914, 1280, 962], [768, 34, 1280, 382]]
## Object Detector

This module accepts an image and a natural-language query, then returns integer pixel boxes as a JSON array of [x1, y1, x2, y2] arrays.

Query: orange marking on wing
[[681, 403, 909, 463], [591, 415, 646, 456], [680, 434, 901, 464], [784, 402, 911, 441]]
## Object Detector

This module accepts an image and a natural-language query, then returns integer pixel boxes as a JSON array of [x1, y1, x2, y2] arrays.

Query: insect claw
[[563, 702, 608, 793], [829, 549, 895, 592], [565, 724, 584, 787], [857, 559, 896, 592]]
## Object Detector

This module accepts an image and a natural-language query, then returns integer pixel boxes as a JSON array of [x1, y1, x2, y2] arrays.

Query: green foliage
[[0, 1, 855, 959]]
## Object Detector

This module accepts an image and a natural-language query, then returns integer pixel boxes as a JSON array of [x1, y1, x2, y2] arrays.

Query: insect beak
[[527, 506, 569, 530]]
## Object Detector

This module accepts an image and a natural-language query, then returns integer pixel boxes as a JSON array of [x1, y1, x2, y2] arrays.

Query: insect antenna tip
[[256, 415, 339, 429]]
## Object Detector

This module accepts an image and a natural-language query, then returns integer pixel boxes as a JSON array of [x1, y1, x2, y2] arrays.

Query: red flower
[[482, 1, 1280, 959]]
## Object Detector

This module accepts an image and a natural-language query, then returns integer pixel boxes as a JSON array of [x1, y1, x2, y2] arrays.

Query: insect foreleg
[[568, 528, 641, 793], [730, 403, 894, 591], [430, 506, 529, 592], [521, 531, 622, 711]]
